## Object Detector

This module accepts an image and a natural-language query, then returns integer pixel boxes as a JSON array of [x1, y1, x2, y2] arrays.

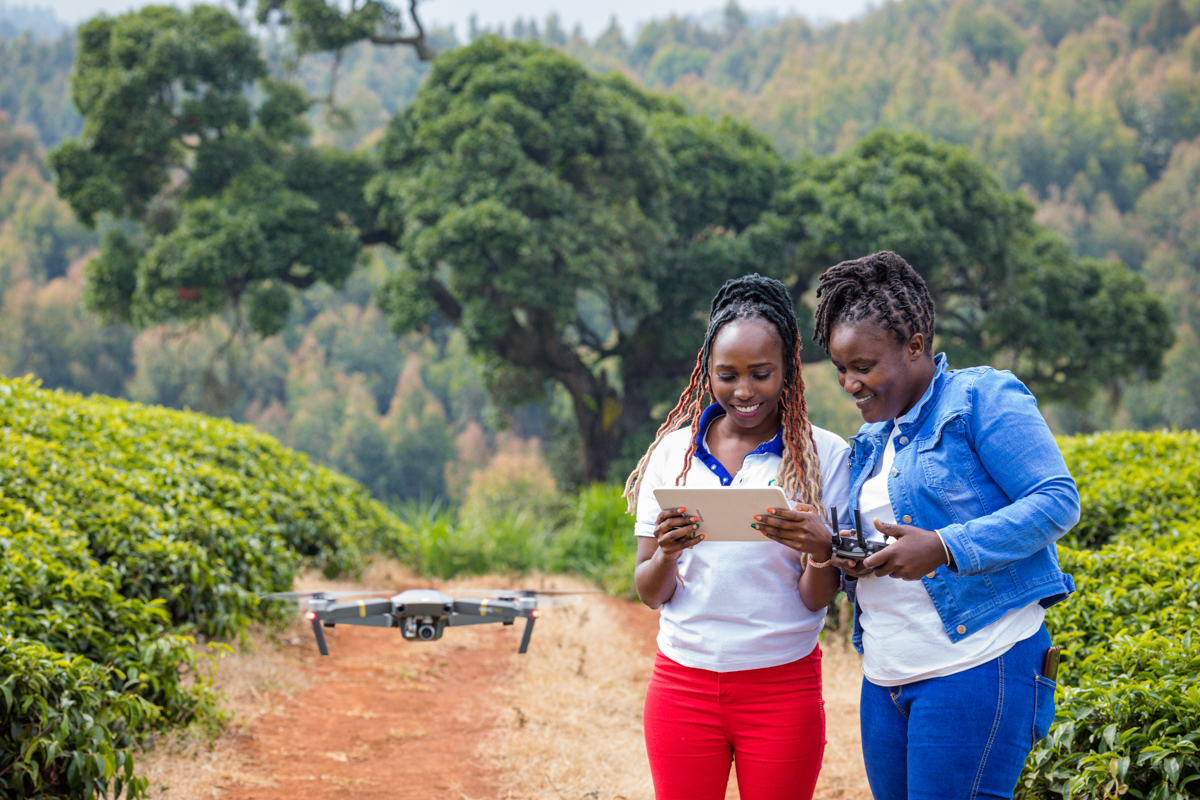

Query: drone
[[261, 588, 589, 655], [829, 507, 889, 561]]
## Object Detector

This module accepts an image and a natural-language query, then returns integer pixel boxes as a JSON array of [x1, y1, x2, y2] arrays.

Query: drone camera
[[416, 621, 437, 640]]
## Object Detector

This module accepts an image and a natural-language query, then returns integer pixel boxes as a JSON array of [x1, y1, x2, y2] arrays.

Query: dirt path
[[217, 623, 514, 799], [167, 575, 866, 800], [209, 593, 663, 800]]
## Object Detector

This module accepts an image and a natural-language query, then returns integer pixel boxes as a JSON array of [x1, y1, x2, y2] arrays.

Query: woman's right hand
[[832, 553, 876, 578], [654, 507, 703, 560]]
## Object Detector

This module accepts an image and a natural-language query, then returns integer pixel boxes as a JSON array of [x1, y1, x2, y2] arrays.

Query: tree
[[372, 37, 790, 482], [48, 5, 383, 338], [775, 129, 1173, 401], [54, 22, 1174, 483], [257, 0, 437, 62]]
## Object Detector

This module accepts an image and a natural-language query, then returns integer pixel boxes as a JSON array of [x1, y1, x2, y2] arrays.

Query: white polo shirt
[[635, 403, 851, 672]]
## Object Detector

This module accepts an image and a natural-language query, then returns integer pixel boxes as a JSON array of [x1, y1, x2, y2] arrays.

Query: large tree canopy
[[371, 37, 791, 480], [51, 17, 1173, 482], [49, 5, 381, 336], [778, 129, 1174, 402]]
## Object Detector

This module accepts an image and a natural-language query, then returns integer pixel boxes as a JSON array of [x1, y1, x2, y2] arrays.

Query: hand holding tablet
[[653, 487, 791, 542]]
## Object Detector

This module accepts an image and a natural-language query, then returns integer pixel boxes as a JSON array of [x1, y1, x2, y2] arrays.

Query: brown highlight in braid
[[623, 274, 825, 515]]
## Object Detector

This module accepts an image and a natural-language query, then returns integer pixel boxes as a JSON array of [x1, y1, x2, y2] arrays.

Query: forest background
[[2, 0, 1200, 508]]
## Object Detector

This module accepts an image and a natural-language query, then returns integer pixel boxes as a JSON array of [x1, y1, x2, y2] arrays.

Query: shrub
[[0, 375, 412, 797], [0, 377, 411, 635], [398, 482, 638, 598], [397, 498, 556, 579], [1057, 430, 1200, 549], [0, 506, 209, 725], [0, 635, 154, 799], [1021, 431, 1200, 800], [549, 483, 638, 599]]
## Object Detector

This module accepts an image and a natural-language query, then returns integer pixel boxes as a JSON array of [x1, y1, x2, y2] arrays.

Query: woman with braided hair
[[813, 251, 1079, 800], [625, 273, 850, 800]]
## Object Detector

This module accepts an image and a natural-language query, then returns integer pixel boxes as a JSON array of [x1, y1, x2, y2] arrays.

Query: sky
[[13, 0, 878, 37]]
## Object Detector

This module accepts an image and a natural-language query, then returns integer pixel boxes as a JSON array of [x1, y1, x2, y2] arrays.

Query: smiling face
[[828, 320, 933, 423], [708, 319, 786, 438]]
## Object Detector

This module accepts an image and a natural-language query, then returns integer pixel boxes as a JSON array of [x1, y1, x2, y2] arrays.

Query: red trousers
[[643, 647, 825, 800]]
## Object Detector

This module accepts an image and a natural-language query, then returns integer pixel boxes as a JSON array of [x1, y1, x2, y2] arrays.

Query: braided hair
[[812, 251, 936, 355], [623, 274, 824, 514]]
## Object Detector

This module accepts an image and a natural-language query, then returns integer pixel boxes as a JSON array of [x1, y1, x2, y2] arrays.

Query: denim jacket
[[843, 354, 1079, 653]]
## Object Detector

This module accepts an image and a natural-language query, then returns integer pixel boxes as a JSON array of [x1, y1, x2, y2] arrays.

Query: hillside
[[0, 0, 1198, 504], [560, 0, 1200, 430]]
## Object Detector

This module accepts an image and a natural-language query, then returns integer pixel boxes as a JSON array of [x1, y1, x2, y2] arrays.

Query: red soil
[[217, 597, 663, 800]]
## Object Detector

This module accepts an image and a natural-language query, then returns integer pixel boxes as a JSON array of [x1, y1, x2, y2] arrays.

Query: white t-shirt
[[635, 406, 850, 672], [856, 424, 1045, 686]]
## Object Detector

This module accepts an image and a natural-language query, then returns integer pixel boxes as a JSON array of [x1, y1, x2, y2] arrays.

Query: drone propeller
[[258, 589, 396, 601], [453, 588, 601, 609], [456, 588, 602, 597]]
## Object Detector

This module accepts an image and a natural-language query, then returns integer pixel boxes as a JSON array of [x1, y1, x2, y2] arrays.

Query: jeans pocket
[[1032, 674, 1057, 744]]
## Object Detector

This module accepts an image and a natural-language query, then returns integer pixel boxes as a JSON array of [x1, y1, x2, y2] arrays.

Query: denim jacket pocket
[[917, 413, 974, 490], [1032, 674, 1057, 745]]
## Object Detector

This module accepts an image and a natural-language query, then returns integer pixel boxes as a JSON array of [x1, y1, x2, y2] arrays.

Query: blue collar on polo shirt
[[692, 402, 784, 485]]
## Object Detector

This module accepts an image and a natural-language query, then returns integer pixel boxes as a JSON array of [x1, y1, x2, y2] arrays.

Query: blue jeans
[[860, 626, 1056, 800]]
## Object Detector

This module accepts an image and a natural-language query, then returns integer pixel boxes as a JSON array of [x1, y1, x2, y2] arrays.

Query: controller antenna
[[854, 509, 868, 550]]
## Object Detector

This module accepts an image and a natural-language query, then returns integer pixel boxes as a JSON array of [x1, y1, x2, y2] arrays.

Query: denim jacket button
[[899, 436, 909, 445], [926, 572, 936, 579], [890, 468, 899, 478], [956, 624, 967, 634], [902, 514, 912, 523]]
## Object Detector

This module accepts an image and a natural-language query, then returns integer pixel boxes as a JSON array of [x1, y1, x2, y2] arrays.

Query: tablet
[[653, 487, 790, 542]]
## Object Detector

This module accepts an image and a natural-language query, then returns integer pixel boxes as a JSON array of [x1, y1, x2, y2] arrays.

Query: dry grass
[[481, 574, 656, 800], [813, 639, 872, 800], [480, 574, 872, 800], [133, 618, 312, 799]]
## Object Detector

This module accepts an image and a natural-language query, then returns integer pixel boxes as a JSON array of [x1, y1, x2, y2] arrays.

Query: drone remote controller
[[829, 507, 889, 560]]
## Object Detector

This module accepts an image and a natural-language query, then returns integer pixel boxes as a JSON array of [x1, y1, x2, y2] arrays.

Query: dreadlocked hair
[[623, 274, 824, 515], [812, 251, 936, 355]]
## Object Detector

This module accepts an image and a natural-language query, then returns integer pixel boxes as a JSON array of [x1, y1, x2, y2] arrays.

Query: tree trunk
[[568, 387, 624, 484]]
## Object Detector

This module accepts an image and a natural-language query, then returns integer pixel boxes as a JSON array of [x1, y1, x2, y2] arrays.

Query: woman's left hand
[[753, 504, 834, 561]]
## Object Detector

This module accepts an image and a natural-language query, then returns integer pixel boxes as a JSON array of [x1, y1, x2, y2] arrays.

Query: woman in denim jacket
[[812, 251, 1079, 800]]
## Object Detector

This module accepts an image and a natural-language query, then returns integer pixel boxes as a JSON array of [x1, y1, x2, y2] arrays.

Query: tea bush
[[1021, 432, 1200, 800], [1057, 431, 1200, 549], [0, 376, 411, 797], [0, 635, 153, 799], [0, 377, 411, 635], [0, 504, 206, 724]]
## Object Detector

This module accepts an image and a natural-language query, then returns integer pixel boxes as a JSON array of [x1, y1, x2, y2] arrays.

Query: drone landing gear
[[518, 615, 536, 654], [311, 618, 330, 656]]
